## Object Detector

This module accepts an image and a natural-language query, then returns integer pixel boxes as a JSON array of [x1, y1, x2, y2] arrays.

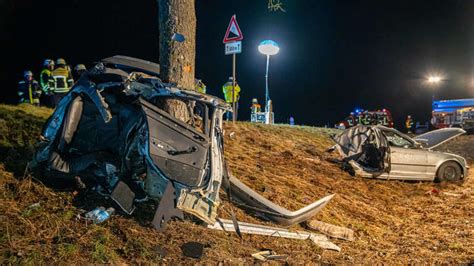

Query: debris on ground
[[251, 250, 288, 261], [208, 218, 341, 251], [181, 242, 205, 259], [306, 219, 355, 241]]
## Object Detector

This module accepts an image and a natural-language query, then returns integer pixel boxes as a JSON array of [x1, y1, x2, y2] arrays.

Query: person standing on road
[[39, 59, 55, 107], [51, 58, 74, 106], [405, 115, 414, 134], [18, 70, 41, 106], [222, 77, 241, 121]]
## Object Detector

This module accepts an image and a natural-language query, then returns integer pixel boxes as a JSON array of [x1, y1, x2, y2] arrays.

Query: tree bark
[[157, 0, 196, 122]]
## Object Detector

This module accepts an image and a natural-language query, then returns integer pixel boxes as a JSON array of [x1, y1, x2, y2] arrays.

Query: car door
[[383, 130, 429, 180], [140, 98, 210, 187]]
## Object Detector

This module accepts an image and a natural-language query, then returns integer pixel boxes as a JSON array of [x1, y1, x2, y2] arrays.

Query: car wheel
[[435, 161, 462, 182]]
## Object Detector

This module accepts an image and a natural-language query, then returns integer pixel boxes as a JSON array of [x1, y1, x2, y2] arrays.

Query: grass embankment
[[0, 104, 472, 264]]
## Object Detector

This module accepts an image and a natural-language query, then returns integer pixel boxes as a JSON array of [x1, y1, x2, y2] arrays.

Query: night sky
[[2, 0, 474, 128]]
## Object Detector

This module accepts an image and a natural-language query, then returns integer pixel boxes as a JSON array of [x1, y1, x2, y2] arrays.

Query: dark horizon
[[2, 0, 474, 128]]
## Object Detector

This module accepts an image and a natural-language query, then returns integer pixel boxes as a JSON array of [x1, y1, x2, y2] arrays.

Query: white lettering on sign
[[225, 41, 242, 55]]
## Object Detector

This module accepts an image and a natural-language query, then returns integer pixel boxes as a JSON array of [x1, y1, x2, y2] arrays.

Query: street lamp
[[427, 75, 443, 101], [258, 40, 279, 113], [428, 76, 441, 83]]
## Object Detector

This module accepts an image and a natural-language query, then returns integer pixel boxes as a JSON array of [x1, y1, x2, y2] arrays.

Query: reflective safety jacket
[[40, 68, 55, 94], [251, 103, 261, 113], [18, 80, 41, 104], [222, 81, 241, 103], [51, 67, 74, 93]]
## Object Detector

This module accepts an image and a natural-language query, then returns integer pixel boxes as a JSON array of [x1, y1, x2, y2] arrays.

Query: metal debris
[[208, 218, 341, 252]]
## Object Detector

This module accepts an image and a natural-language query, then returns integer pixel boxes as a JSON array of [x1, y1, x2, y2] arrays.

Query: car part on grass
[[110, 181, 136, 215], [226, 175, 335, 226], [32, 55, 231, 226], [251, 250, 287, 261], [305, 220, 354, 241], [181, 242, 205, 259], [329, 125, 468, 182], [152, 182, 184, 232], [208, 218, 341, 251]]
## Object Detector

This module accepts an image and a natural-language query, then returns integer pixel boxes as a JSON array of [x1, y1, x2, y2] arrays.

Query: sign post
[[223, 15, 243, 123]]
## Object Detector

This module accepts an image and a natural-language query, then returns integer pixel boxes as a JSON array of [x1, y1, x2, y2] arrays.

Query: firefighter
[[222, 77, 241, 121], [195, 79, 206, 94], [250, 98, 261, 114], [405, 115, 414, 133], [51, 58, 74, 106], [18, 70, 41, 106], [74, 64, 87, 80], [346, 112, 356, 127], [39, 59, 55, 107]]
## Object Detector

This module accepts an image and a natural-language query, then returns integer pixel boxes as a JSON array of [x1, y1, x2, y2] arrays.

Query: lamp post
[[258, 40, 280, 113]]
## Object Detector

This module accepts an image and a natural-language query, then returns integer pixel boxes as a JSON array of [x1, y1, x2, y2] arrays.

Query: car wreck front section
[[32, 56, 231, 224]]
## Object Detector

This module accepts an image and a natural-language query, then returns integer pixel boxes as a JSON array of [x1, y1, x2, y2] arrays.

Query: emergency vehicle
[[432, 98, 474, 133], [336, 109, 394, 129]]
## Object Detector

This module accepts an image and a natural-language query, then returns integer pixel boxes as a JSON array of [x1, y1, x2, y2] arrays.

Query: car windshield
[[383, 130, 413, 148]]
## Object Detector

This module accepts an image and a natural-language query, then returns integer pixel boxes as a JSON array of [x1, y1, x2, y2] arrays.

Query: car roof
[[101, 55, 160, 77]]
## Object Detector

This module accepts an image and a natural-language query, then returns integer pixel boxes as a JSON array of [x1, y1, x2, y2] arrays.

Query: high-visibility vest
[[18, 80, 41, 104], [40, 69, 54, 93], [52, 67, 74, 93], [222, 82, 241, 103]]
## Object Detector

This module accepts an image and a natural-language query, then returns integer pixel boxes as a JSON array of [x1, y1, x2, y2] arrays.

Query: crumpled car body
[[32, 55, 230, 224], [332, 125, 468, 182]]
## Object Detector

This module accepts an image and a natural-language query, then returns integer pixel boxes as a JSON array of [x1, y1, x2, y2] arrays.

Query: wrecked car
[[31, 55, 333, 229], [32, 55, 230, 225], [330, 125, 468, 182]]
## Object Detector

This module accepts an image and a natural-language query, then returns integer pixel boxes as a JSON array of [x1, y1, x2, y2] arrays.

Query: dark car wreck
[[31, 56, 334, 230]]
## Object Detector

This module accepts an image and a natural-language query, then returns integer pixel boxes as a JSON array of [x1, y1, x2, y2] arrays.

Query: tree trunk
[[157, 0, 196, 123]]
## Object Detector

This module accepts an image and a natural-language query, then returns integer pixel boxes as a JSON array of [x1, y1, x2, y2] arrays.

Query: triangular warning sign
[[223, 15, 243, 43]]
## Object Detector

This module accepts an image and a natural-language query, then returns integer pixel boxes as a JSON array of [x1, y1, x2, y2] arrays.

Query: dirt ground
[[0, 105, 472, 264]]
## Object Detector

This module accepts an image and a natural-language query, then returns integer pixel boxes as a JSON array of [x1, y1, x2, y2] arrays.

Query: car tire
[[435, 161, 462, 182]]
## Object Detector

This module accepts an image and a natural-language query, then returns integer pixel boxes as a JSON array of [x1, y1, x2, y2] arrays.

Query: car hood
[[414, 128, 466, 149]]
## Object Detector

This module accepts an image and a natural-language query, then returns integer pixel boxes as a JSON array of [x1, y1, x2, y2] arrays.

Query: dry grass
[[0, 105, 472, 264]]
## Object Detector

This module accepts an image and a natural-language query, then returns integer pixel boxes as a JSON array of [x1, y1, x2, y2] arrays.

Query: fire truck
[[431, 98, 474, 133], [336, 109, 394, 129]]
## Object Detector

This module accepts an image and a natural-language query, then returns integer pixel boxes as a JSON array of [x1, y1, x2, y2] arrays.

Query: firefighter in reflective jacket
[[18, 70, 41, 106], [250, 98, 261, 114], [40, 59, 55, 107], [405, 115, 414, 133], [195, 79, 206, 94], [346, 112, 356, 127], [51, 58, 74, 105], [222, 77, 241, 120]]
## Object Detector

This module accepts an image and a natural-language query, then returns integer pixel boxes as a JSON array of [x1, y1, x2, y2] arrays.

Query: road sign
[[223, 15, 243, 43], [225, 41, 242, 55]]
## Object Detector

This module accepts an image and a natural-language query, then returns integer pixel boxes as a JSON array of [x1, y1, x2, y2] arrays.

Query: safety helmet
[[43, 59, 54, 67], [252, 98, 258, 104], [56, 58, 66, 66], [23, 70, 33, 78], [75, 64, 87, 71], [407, 115, 411, 118], [228, 76, 233, 81]]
